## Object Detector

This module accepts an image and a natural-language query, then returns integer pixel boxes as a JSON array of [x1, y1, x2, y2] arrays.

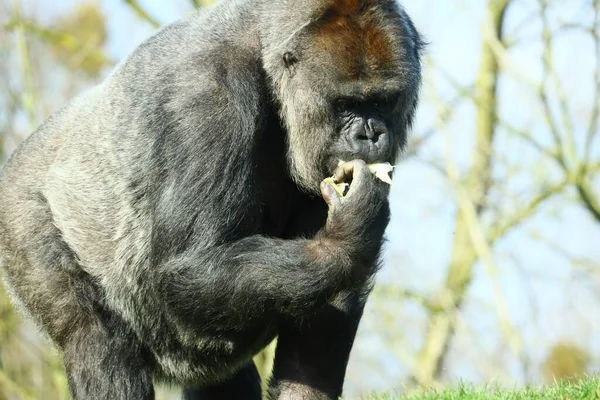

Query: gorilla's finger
[[332, 160, 368, 183], [320, 180, 342, 208]]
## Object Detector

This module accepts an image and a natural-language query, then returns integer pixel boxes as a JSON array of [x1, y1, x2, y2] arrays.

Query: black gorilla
[[0, 0, 422, 398]]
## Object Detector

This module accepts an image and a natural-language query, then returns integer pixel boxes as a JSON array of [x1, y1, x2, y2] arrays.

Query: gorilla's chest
[[261, 188, 328, 240], [257, 163, 327, 239], [255, 122, 328, 239], [260, 179, 298, 237]]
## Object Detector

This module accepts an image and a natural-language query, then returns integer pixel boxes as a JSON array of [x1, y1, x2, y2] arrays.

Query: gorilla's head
[[260, 0, 423, 193]]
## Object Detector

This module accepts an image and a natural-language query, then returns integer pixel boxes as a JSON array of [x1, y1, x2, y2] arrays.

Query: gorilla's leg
[[0, 198, 155, 400], [62, 324, 155, 400], [183, 363, 262, 400], [268, 290, 367, 400], [3, 253, 155, 399]]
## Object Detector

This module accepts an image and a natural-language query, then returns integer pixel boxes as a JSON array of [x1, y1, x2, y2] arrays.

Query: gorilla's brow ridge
[[310, 2, 395, 80]]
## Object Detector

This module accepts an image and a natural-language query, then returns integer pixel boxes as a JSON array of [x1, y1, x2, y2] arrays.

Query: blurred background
[[0, 0, 599, 398]]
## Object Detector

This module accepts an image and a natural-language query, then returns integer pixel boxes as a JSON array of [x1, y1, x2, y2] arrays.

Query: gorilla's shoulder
[[106, 1, 261, 94]]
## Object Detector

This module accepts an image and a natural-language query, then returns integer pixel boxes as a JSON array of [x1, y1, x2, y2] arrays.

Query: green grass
[[367, 377, 600, 400]]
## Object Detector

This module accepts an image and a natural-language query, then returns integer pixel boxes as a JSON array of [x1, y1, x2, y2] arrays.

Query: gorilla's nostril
[[365, 118, 385, 142], [356, 129, 380, 142], [349, 117, 385, 143], [366, 120, 375, 140], [366, 128, 382, 142]]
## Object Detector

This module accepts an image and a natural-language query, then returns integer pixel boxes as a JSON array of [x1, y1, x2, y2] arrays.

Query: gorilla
[[0, 0, 422, 398]]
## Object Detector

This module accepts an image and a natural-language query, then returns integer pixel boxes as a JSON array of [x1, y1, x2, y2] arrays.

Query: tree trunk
[[413, 0, 511, 386]]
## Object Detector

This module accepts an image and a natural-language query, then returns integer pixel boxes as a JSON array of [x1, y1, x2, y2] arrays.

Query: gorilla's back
[[0, 3, 236, 275], [0, 82, 126, 275]]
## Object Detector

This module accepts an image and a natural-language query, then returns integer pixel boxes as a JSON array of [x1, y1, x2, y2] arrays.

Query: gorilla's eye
[[373, 100, 390, 112], [283, 52, 298, 70], [335, 98, 361, 112]]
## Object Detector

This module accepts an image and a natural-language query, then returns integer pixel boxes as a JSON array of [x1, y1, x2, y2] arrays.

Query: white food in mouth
[[324, 161, 394, 197]]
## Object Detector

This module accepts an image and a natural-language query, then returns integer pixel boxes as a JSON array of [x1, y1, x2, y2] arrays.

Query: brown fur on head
[[311, 0, 397, 80]]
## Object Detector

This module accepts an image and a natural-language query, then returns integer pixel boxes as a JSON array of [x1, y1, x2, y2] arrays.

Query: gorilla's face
[[265, 0, 423, 193]]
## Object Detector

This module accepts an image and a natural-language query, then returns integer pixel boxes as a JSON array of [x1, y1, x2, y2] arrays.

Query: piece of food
[[324, 160, 394, 197], [367, 162, 394, 185], [323, 177, 349, 197], [338, 160, 394, 185]]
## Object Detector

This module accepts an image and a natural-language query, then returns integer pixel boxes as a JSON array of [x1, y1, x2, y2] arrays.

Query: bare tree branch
[[11, 0, 36, 130], [122, 0, 160, 28], [584, 0, 600, 165], [575, 178, 600, 222], [499, 121, 559, 160], [405, 90, 472, 159], [376, 284, 443, 313], [444, 143, 523, 362], [487, 179, 569, 242], [538, 0, 567, 169], [4, 19, 113, 67]]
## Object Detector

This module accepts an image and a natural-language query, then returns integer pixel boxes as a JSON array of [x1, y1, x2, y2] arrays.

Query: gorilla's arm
[[151, 156, 387, 334], [159, 234, 354, 328], [266, 197, 374, 400]]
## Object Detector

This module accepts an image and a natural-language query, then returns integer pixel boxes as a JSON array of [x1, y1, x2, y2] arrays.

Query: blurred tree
[[413, 0, 514, 386], [191, 0, 219, 7], [407, 0, 600, 388], [542, 342, 591, 383], [4, 5, 110, 80], [123, 0, 160, 28], [0, 286, 30, 400], [50, 2, 108, 77]]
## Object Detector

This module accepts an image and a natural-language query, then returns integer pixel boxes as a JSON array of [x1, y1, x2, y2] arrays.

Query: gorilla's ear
[[283, 52, 298, 75]]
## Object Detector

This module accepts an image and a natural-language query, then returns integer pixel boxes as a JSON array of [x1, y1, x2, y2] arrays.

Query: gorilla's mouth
[[329, 131, 394, 173], [326, 151, 392, 176]]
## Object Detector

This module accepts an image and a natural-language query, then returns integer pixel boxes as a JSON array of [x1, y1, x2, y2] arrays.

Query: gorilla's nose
[[348, 113, 390, 157]]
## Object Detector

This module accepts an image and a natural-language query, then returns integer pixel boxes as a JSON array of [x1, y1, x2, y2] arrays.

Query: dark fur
[[0, 0, 422, 398]]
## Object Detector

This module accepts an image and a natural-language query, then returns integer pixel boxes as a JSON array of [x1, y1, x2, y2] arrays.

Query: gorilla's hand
[[320, 160, 390, 267], [321, 159, 390, 211]]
